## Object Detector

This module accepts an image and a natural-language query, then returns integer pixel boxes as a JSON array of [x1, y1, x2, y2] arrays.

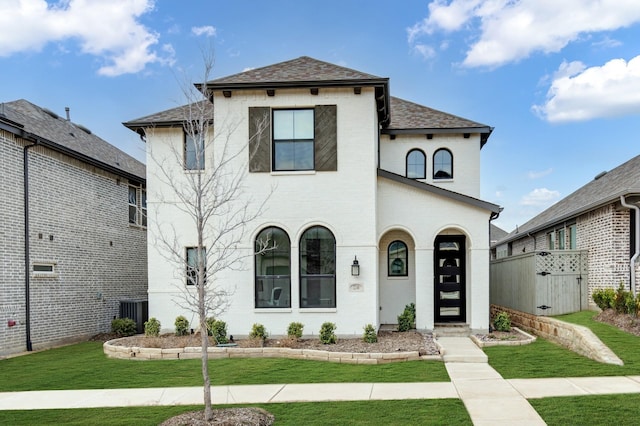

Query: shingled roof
[[0, 99, 145, 182], [124, 57, 491, 143], [498, 154, 640, 244], [123, 100, 213, 137]]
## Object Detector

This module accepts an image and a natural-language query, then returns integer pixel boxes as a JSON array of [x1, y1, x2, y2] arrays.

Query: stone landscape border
[[470, 327, 536, 347], [103, 339, 440, 364]]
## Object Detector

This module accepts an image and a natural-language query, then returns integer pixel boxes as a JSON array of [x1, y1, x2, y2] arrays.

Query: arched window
[[300, 226, 336, 308], [406, 149, 426, 179], [388, 240, 408, 276], [433, 148, 453, 179], [255, 227, 290, 308]]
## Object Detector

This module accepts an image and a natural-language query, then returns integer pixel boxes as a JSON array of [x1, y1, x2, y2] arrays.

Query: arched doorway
[[379, 230, 415, 325]]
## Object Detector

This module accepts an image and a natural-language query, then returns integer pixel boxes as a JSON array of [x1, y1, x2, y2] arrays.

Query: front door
[[434, 235, 466, 322]]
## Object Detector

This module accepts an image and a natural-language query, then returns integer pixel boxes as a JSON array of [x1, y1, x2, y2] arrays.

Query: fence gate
[[534, 251, 588, 315]]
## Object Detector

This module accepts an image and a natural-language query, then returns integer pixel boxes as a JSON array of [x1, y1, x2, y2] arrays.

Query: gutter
[[23, 141, 37, 352], [620, 195, 639, 297]]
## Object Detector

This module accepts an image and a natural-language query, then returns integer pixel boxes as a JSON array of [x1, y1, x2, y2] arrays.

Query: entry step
[[433, 323, 471, 337]]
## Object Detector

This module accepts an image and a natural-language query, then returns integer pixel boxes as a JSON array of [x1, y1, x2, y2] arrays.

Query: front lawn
[[485, 310, 640, 378], [0, 342, 448, 392], [0, 400, 472, 425], [532, 393, 640, 426]]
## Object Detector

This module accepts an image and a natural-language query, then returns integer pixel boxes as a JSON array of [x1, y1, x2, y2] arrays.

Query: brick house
[[493, 155, 640, 303], [0, 100, 148, 356], [124, 56, 500, 336]]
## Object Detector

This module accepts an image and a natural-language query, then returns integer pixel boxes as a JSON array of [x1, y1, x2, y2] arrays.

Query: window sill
[[33, 273, 58, 279], [270, 170, 316, 176], [433, 178, 454, 182], [128, 224, 147, 230], [299, 308, 337, 313], [387, 276, 409, 280], [254, 308, 292, 313]]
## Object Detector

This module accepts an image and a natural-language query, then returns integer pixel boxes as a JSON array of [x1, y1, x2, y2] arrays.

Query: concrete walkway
[[2, 337, 640, 425]]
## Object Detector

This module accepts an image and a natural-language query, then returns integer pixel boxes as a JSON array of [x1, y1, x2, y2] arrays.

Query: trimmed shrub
[[206, 318, 228, 344], [249, 323, 268, 340], [319, 322, 337, 344], [397, 303, 416, 332], [493, 311, 511, 332], [174, 315, 189, 336], [615, 283, 628, 313], [287, 322, 304, 339], [592, 287, 616, 311], [363, 324, 377, 343], [111, 318, 136, 337], [144, 317, 161, 337]]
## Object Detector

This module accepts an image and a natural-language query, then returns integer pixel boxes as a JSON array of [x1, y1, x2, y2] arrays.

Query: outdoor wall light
[[351, 256, 360, 276]]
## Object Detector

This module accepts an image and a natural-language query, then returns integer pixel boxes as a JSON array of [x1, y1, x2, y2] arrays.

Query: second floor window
[[406, 149, 426, 179], [273, 109, 314, 171], [128, 185, 147, 227], [433, 148, 453, 179], [186, 246, 206, 286], [185, 133, 205, 170]]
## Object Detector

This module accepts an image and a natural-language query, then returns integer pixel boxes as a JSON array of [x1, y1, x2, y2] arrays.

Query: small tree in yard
[[146, 48, 270, 421]]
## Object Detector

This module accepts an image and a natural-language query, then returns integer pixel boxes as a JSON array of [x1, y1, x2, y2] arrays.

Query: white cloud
[[408, 0, 640, 68], [412, 43, 436, 60], [192, 25, 216, 37], [0, 0, 171, 76], [527, 168, 553, 179], [520, 188, 560, 207], [533, 55, 640, 121]]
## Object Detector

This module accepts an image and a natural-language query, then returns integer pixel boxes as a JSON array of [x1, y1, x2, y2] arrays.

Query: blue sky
[[2, 0, 640, 232]]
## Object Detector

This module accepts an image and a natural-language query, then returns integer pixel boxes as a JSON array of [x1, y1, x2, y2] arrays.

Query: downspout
[[24, 141, 37, 351], [527, 232, 537, 251], [620, 195, 639, 297], [489, 209, 502, 331]]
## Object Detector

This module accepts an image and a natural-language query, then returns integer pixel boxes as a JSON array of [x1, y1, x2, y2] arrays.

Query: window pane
[[185, 134, 204, 170], [570, 225, 577, 249], [294, 141, 314, 170], [293, 109, 314, 139], [274, 141, 295, 170], [434, 149, 452, 179], [300, 276, 336, 308], [388, 241, 408, 276], [186, 247, 206, 286], [407, 150, 425, 179], [129, 205, 137, 224], [273, 110, 294, 139], [255, 227, 291, 308], [128, 187, 137, 204], [300, 226, 336, 308]]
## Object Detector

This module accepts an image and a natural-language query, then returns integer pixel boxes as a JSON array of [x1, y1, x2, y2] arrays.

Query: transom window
[[185, 132, 205, 170], [273, 109, 314, 171], [186, 247, 206, 286], [255, 227, 291, 308], [406, 149, 426, 179], [433, 148, 453, 179], [388, 240, 408, 276], [300, 226, 336, 308]]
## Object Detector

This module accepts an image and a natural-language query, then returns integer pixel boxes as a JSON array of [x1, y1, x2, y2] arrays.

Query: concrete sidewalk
[[1, 337, 640, 425]]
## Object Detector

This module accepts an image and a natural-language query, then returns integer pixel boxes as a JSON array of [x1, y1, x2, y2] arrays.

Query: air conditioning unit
[[119, 299, 149, 334]]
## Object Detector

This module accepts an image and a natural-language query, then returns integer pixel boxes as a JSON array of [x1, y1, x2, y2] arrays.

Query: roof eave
[[377, 168, 501, 213], [382, 126, 493, 147]]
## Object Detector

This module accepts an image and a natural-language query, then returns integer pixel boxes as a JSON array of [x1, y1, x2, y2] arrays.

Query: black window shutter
[[314, 105, 337, 171], [248, 107, 271, 172]]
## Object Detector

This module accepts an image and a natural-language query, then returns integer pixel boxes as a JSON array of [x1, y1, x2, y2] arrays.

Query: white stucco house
[[124, 56, 500, 336]]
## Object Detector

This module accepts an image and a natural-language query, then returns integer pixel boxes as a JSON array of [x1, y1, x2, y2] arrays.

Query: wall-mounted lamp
[[351, 256, 360, 276]]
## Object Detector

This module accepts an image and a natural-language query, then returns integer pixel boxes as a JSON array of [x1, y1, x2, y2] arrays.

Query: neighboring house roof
[[1, 99, 145, 182], [490, 223, 509, 244], [378, 168, 501, 214], [385, 97, 493, 147], [123, 100, 213, 137], [497, 154, 640, 245]]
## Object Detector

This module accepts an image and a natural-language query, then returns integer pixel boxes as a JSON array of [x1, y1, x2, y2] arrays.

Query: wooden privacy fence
[[490, 250, 589, 316]]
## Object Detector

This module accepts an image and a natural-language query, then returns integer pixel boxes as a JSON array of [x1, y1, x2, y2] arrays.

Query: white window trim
[[32, 261, 57, 277]]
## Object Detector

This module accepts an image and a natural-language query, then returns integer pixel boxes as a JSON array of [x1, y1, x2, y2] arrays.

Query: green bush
[[206, 318, 228, 344], [287, 322, 304, 339], [397, 303, 416, 332], [625, 292, 637, 315], [363, 324, 377, 343], [319, 322, 337, 344], [111, 318, 136, 337], [144, 317, 161, 337], [615, 283, 628, 313], [174, 315, 189, 336], [592, 287, 616, 311], [249, 323, 268, 340], [493, 311, 511, 332]]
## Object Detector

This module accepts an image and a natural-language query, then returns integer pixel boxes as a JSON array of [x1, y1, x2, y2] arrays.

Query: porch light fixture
[[351, 256, 360, 276]]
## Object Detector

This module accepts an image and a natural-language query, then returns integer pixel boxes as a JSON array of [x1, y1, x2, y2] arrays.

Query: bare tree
[[145, 49, 270, 421]]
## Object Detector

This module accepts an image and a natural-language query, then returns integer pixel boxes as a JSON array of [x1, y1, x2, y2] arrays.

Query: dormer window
[[406, 149, 426, 179], [433, 148, 453, 179]]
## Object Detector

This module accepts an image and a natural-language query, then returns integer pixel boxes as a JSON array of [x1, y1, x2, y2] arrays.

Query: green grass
[[485, 310, 640, 378], [0, 342, 448, 391], [0, 400, 471, 425], [531, 393, 640, 426]]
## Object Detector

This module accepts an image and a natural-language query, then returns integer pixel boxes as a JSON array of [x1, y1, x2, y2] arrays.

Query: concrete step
[[436, 337, 488, 363], [433, 323, 471, 338]]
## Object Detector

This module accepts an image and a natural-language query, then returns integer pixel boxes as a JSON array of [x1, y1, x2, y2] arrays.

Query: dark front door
[[434, 235, 466, 322]]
